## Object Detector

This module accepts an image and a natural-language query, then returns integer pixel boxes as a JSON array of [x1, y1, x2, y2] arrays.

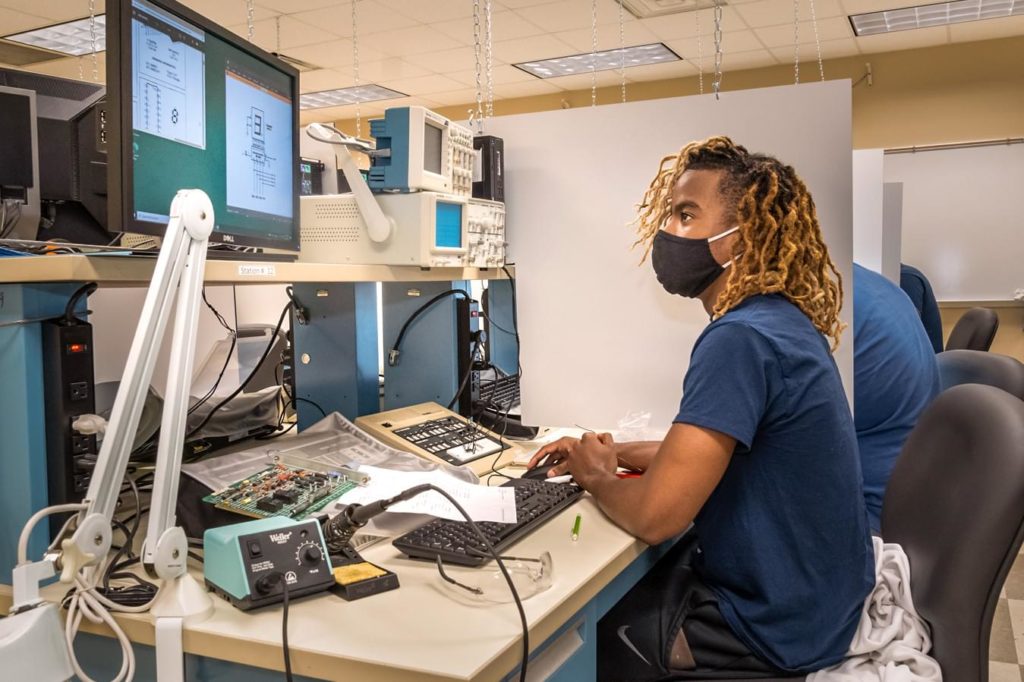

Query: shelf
[[0, 254, 514, 286]]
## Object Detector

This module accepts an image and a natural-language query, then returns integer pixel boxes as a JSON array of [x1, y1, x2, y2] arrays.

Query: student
[[899, 263, 944, 353], [529, 137, 874, 679], [853, 263, 940, 532]]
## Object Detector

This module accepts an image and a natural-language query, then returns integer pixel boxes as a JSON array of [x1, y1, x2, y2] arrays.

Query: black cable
[[282, 578, 293, 682], [388, 289, 472, 367], [63, 282, 97, 323], [447, 338, 482, 410], [187, 287, 238, 416], [293, 396, 327, 418], [421, 485, 529, 682], [186, 299, 291, 441]]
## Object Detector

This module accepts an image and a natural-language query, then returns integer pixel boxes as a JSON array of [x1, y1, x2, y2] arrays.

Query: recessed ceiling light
[[3, 15, 107, 57], [300, 84, 407, 110], [514, 43, 681, 79], [849, 0, 1024, 35]]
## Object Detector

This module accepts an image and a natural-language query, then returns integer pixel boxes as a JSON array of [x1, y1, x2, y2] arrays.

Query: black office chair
[[945, 307, 999, 351], [937, 350, 1024, 399], [880, 383, 1024, 682]]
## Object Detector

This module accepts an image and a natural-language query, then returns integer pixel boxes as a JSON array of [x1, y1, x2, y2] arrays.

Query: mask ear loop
[[709, 226, 743, 269]]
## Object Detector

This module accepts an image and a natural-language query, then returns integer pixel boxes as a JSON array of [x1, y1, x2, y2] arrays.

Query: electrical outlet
[[69, 381, 89, 401]]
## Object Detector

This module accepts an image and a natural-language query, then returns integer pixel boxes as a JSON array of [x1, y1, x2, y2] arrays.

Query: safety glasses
[[435, 551, 553, 604]]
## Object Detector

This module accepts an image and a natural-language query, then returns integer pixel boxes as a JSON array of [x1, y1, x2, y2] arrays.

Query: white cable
[[16, 503, 86, 565]]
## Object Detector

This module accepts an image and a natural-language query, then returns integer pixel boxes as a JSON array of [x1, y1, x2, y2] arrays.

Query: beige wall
[[332, 36, 1024, 150], [941, 306, 1024, 362]]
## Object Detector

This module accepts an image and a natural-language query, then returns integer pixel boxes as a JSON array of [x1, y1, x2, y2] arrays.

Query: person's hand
[[527, 436, 581, 471], [559, 432, 618, 490]]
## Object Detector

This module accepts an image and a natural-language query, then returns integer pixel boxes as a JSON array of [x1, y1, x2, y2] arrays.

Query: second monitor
[[105, 0, 300, 251]]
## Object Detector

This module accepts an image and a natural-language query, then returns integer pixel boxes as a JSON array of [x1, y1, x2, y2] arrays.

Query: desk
[[1, 494, 666, 681]]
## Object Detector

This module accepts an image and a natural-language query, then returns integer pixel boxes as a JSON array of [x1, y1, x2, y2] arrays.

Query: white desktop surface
[[1, 493, 648, 681]]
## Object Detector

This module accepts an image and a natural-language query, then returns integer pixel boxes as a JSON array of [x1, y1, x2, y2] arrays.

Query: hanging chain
[[352, 0, 361, 138], [275, 16, 281, 54], [712, 0, 723, 100], [471, 0, 484, 132], [88, 0, 99, 82], [809, 0, 825, 81], [590, 0, 598, 107], [246, 0, 256, 42], [484, 0, 494, 119], [78, 58, 85, 80], [793, 0, 800, 84], [618, 0, 626, 103], [696, 7, 704, 95]]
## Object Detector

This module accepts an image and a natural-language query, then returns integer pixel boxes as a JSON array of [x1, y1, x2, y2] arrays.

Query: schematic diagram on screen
[[244, 106, 278, 200], [131, 17, 206, 149]]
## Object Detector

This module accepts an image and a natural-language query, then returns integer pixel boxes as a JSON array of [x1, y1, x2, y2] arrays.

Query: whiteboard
[[884, 144, 1024, 301], [484, 81, 854, 429]]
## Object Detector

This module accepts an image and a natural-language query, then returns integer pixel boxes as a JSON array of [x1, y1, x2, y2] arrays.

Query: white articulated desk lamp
[[3, 189, 218, 682]]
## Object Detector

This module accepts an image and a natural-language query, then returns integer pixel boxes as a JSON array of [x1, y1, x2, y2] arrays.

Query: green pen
[[571, 513, 582, 542]]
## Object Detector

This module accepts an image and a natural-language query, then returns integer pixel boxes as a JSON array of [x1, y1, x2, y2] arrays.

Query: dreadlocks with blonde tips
[[633, 136, 846, 349]]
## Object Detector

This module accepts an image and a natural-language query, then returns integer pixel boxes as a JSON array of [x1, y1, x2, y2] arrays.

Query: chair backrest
[[945, 307, 999, 351], [937, 350, 1024, 399], [881, 384, 1024, 682]]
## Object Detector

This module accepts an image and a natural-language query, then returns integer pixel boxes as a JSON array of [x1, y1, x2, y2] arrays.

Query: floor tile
[[991, 599, 1018, 663], [990, 661, 1023, 682]]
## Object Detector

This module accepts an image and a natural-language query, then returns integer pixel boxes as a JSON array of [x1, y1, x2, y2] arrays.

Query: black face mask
[[651, 226, 739, 298]]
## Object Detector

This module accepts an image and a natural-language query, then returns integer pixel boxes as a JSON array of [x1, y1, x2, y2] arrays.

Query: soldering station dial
[[296, 540, 323, 566]]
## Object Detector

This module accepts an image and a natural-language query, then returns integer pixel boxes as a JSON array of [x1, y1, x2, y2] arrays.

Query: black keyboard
[[392, 478, 584, 566]]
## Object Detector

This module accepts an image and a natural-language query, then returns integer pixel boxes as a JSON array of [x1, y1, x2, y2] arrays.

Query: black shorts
[[597, 533, 789, 681]]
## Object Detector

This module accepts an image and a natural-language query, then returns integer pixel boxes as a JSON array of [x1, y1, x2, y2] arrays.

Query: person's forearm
[[586, 474, 679, 545], [614, 440, 661, 472]]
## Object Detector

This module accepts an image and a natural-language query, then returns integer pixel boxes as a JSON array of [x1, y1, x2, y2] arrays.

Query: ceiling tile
[[408, 46, 479, 73], [492, 79, 564, 97], [719, 48, 780, 70], [948, 15, 1024, 42], [426, 87, 481, 105], [365, 24, 465, 56], [0, 8, 52, 36], [229, 15, 340, 52], [356, 57, 433, 81], [839, 0, 912, 15], [754, 17, 855, 46], [855, 24, 950, 53], [4, 0, 106, 23], [623, 59, 699, 82], [21, 54, 107, 82], [429, 10, 547, 45], [377, 0, 474, 23], [553, 21, 660, 52], [769, 36, 861, 61], [514, 0, 635, 33], [641, 6, 749, 40], [447, 63, 538, 86], [496, 0, 569, 8], [298, 68, 354, 92], [664, 29, 766, 53], [383, 72, 468, 95], [492, 33, 578, 63], [256, 0, 343, 13], [737, 0, 845, 28], [282, 38, 396, 68], [181, 1, 276, 28], [291, 1, 420, 38]]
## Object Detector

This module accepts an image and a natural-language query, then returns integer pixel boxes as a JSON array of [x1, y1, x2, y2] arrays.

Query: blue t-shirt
[[899, 263, 943, 353], [854, 264, 940, 531], [675, 294, 874, 672]]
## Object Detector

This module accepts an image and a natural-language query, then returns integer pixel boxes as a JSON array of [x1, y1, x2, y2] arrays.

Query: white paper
[[338, 465, 518, 524]]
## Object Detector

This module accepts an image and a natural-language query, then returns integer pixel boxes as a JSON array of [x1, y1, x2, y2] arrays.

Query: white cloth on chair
[[808, 536, 942, 681]]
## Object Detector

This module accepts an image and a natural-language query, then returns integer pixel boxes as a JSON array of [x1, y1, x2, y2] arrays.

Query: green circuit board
[[203, 463, 358, 519]]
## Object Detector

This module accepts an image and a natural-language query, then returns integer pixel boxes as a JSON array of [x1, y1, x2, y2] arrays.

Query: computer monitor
[[0, 68, 107, 243], [106, 0, 300, 251], [0, 84, 40, 240]]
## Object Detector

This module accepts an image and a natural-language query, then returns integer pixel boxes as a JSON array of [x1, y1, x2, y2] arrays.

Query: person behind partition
[[853, 263, 940, 532], [529, 137, 874, 679]]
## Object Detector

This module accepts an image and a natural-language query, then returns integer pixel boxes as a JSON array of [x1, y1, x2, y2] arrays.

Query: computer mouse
[[521, 462, 560, 480]]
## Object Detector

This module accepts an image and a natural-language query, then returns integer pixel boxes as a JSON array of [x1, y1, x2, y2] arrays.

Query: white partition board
[[485, 81, 854, 429], [881, 182, 903, 283], [853, 149, 886, 278], [884, 143, 1024, 301]]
